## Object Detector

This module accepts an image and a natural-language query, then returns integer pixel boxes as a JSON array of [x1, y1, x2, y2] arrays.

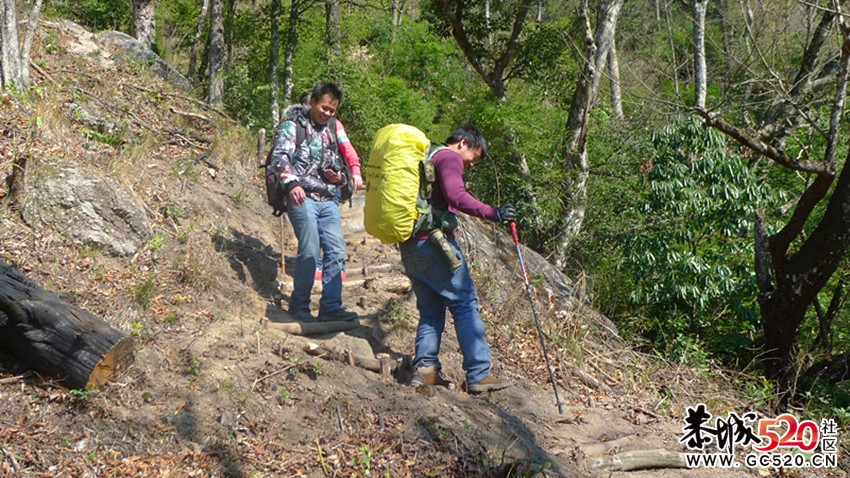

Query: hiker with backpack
[[267, 82, 359, 323], [294, 90, 363, 192], [288, 90, 362, 282], [399, 126, 516, 393]]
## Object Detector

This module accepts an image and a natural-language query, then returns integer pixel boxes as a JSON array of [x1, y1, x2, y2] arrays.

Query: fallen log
[[587, 449, 688, 472], [579, 436, 631, 457], [0, 262, 134, 390], [269, 319, 359, 336]]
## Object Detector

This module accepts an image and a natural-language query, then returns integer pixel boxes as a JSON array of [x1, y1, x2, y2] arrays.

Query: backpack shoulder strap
[[426, 144, 449, 161], [327, 118, 339, 153], [295, 118, 306, 147]]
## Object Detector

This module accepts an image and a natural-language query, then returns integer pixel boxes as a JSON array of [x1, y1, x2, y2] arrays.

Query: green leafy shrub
[[48, 0, 131, 32], [617, 117, 785, 361]]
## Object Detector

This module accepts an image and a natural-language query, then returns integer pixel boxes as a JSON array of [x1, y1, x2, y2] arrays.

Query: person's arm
[[434, 152, 499, 220], [269, 122, 307, 205], [334, 119, 363, 189]]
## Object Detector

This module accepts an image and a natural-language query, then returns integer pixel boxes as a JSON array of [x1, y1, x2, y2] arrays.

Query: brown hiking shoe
[[467, 374, 512, 393], [410, 365, 442, 387]]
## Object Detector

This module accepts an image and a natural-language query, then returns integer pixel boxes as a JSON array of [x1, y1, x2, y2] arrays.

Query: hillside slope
[[0, 19, 840, 478]]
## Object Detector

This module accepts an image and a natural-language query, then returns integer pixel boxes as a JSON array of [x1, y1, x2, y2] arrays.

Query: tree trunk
[[187, 0, 210, 80], [19, 0, 43, 88], [325, 0, 341, 53], [131, 0, 156, 47], [700, 9, 850, 407], [270, 0, 281, 128], [693, 0, 708, 108], [0, 0, 22, 91], [765, 160, 850, 398], [813, 273, 845, 353], [208, 0, 225, 104], [608, 36, 623, 119], [554, 0, 624, 268], [392, 0, 400, 27], [283, 0, 299, 105], [0, 262, 134, 390], [225, 0, 234, 66], [485, 0, 492, 45]]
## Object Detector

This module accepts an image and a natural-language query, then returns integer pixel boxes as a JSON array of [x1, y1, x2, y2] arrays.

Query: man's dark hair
[[446, 126, 488, 158], [311, 82, 344, 104]]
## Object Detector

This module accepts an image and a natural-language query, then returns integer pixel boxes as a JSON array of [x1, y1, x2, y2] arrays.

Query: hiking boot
[[467, 374, 512, 393], [316, 308, 358, 322], [289, 308, 315, 322], [410, 365, 443, 387]]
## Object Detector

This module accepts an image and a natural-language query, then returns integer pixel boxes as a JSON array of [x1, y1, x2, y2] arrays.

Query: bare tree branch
[[694, 109, 833, 174]]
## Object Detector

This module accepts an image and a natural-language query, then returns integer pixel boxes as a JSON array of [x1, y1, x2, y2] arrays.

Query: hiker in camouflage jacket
[[267, 82, 359, 323]]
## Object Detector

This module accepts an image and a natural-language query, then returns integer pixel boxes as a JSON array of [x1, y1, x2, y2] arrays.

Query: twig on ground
[[251, 362, 300, 391], [29, 60, 58, 85], [316, 439, 329, 476], [564, 363, 618, 394], [130, 84, 237, 123], [336, 404, 344, 432], [166, 128, 212, 144], [0, 376, 24, 385], [0, 446, 20, 473], [633, 405, 660, 419], [169, 107, 216, 127]]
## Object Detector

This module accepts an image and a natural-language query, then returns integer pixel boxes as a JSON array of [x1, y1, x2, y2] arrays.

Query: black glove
[[497, 204, 516, 222]]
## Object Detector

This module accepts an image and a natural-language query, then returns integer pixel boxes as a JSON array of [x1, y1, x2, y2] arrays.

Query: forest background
[[4, 0, 850, 422]]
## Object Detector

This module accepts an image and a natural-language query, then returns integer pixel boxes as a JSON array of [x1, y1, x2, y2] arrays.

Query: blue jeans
[[400, 237, 492, 383], [315, 190, 342, 272], [286, 198, 346, 314]]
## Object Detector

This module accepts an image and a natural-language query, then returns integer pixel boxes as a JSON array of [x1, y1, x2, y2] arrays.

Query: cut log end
[[1, 262, 136, 391], [86, 336, 135, 389]]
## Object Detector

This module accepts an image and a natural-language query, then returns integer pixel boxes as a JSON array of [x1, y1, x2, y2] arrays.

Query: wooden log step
[[268, 319, 360, 336]]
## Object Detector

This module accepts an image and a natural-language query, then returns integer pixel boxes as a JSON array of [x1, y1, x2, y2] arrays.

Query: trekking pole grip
[[510, 221, 520, 245]]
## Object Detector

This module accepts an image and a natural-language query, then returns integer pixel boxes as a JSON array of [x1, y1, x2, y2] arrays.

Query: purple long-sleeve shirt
[[412, 148, 499, 240]]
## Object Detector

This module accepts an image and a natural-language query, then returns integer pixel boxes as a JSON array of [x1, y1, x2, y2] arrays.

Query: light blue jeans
[[400, 237, 492, 383], [287, 198, 345, 315]]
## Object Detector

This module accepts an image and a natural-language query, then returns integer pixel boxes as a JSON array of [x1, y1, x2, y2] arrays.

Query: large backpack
[[363, 124, 445, 244], [261, 118, 354, 217]]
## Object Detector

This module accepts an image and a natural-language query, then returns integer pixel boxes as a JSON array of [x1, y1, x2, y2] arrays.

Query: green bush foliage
[[47, 0, 131, 32], [617, 118, 786, 361]]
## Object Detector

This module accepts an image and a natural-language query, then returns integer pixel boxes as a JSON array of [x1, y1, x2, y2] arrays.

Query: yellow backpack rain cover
[[363, 124, 431, 244]]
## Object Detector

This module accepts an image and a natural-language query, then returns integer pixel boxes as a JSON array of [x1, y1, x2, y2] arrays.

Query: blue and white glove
[[497, 204, 517, 222]]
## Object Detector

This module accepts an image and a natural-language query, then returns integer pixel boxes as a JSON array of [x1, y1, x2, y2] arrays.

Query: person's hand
[[497, 204, 516, 222], [323, 169, 344, 185], [352, 174, 363, 191], [289, 186, 306, 206]]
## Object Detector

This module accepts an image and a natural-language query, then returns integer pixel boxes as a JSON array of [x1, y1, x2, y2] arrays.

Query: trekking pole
[[510, 222, 564, 414]]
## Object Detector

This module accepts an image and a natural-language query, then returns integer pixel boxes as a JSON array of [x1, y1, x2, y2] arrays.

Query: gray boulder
[[22, 162, 151, 256], [97, 31, 192, 91]]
